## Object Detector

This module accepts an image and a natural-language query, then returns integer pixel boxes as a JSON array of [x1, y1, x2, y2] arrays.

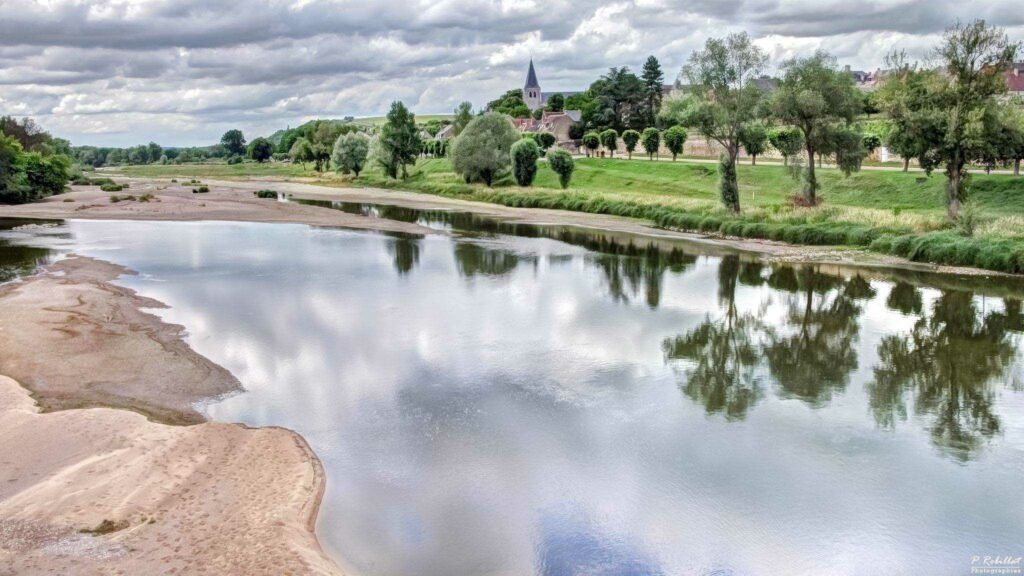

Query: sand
[[0, 256, 342, 575]]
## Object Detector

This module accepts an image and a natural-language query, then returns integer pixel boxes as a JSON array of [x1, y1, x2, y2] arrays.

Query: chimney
[[843, 64, 851, 73]]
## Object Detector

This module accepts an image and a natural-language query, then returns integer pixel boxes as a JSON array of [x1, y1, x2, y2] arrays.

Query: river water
[[2, 210, 1023, 575]]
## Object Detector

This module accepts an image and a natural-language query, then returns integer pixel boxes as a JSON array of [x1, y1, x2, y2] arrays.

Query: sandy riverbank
[[0, 256, 341, 575]]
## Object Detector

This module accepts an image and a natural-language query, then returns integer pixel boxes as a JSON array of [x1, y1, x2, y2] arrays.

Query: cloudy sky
[[1, 0, 1022, 147]]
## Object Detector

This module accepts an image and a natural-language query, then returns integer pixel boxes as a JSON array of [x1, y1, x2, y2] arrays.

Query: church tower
[[524, 59, 542, 111]]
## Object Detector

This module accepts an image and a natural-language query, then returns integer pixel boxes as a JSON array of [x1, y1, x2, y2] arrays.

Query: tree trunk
[[1015, 158, 1021, 176], [752, 154, 757, 166], [722, 148, 741, 213], [784, 156, 788, 167], [804, 145, 817, 205], [946, 161, 963, 221], [902, 157, 909, 172]]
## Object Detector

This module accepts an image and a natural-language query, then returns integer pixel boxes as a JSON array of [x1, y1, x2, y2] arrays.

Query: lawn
[[114, 156, 1024, 273]]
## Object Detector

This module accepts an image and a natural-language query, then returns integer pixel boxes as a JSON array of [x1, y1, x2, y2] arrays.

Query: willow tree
[[680, 32, 767, 212], [772, 51, 863, 205]]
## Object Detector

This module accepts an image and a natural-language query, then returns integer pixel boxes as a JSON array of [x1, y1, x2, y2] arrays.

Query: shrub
[[226, 155, 243, 165], [254, 189, 278, 199], [546, 149, 575, 189], [622, 129, 641, 159], [192, 185, 210, 193], [450, 112, 519, 186], [641, 128, 660, 160], [582, 131, 600, 157], [138, 193, 155, 202], [511, 138, 540, 186], [663, 126, 688, 160], [599, 129, 618, 157], [100, 183, 124, 192]]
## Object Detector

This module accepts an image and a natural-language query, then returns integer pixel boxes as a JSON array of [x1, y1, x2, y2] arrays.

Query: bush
[[192, 185, 210, 193], [226, 155, 243, 165], [511, 138, 540, 186], [254, 189, 278, 199], [641, 128, 660, 160], [622, 129, 641, 158], [450, 112, 519, 186], [99, 183, 124, 192], [599, 129, 618, 157], [546, 149, 575, 189], [582, 131, 600, 156], [663, 126, 687, 160]]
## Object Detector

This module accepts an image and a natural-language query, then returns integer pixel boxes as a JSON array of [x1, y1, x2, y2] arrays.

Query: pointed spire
[[525, 58, 540, 89]]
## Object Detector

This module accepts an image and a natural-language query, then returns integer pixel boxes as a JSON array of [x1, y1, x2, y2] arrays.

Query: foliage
[[332, 132, 370, 176], [247, 137, 273, 163], [600, 129, 619, 156], [640, 55, 665, 127], [487, 89, 530, 118], [546, 149, 575, 189], [546, 93, 565, 112], [220, 129, 246, 157], [641, 127, 660, 160], [99, 183, 123, 192], [772, 50, 864, 203], [622, 129, 641, 159], [582, 131, 600, 156], [289, 137, 314, 168], [379, 101, 421, 179], [879, 20, 1020, 220], [453, 101, 474, 136], [254, 189, 278, 199], [511, 138, 541, 186], [738, 123, 768, 164], [588, 67, 646, 132], [532, 131, 557, 152], [226, 155, 243, 165], [0, 129, 71, 204], [767, 126, 805, 164], [663, 126, 688, 161], [450, 112, 519, 186]]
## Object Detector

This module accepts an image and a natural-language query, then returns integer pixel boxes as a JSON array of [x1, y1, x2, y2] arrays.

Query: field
[[116, 156, 1024, 273]]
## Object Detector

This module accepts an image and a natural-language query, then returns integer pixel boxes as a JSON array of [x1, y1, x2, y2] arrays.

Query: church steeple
[[524, 59, 542, 111]]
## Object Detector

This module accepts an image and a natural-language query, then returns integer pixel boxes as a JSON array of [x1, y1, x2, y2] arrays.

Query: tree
[[247, 137, 273, 163], [767, 127, 805, 166], [380, 101, 421, 179], [220, 129, 246, 157], [883, 20, 1018, 220], [289, 137, 314, 169], [641, 127, 660, 160], [487, 89, 530, 118], [0, 135, 27, 203], [546, 93, 565, 112], [582, 131, 600, 157], [590, 67, 646, 131], [332, 132, 370, 176], [680, 33, 767, 212], [450, 112, 518, 186], [738, 123, 768, 165], [511, 138, 540, 186], [663, 125, 687, 161], [547, 149, 575, 189], [147, 142, 163, 163], [622, 129, 641, 159], [641, 55, 665, 126], [0, 116, 52, 151], [533, 131, 557, 153], [772, 51, 864, 204], [453, 101, 474, 136], [600, 129, 618, 157]]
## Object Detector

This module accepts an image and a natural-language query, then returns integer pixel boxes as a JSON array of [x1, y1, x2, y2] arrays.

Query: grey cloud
[[1, 0, 1021, 147]]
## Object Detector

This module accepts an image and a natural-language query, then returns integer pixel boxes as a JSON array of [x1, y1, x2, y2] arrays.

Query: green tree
[[546, 148, 575, 189], [147, 142, 163, 163], [450, 112, 518, 186], [582, 131, 600, 157], [289, 137, 314, 170], [641, 55, 665, 126], [247, 137, 273, 163], [380, 101, 421, 179], [885, 21, 1018, 219], [681, 32, 767, 211], [738, 123, 768, 165], [622, 129, 641, 159], [767, 126, 805, 166], [332, 132, 370, 176], [772, 51, 864, 204], [220, 129, 246, 157], [590, 67, 646, 131], [511, 138, 540, 186], [641, 127, 660, 160], [663, 125, 687, 161], [0, 135, 27, 203], [533, 131, 557, 153], [453, 101, 474, 137], [546, 93, 565, 112], [599, 128, 618, 157], [487, 89, 530, 118]]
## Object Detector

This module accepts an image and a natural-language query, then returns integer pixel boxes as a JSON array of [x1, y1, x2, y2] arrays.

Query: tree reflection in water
[[385, 234, 422, 276], [453, 242, 521, 278], [662, 256, 766, 420], [871, 289, 1024, 461]]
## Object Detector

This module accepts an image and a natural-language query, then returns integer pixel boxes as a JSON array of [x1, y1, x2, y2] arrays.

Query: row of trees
[[0, 116, 72, 204], [655, 19, 1020, 219]]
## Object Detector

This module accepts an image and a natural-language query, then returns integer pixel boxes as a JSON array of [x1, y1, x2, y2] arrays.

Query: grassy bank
[[116, 157, 1024, 273]]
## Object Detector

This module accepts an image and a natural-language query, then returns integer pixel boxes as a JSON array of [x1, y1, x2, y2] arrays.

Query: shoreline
[[0, 255, 342, 575]]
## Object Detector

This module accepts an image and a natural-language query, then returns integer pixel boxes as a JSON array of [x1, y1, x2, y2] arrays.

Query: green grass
[[114, 156, 1024, 273]]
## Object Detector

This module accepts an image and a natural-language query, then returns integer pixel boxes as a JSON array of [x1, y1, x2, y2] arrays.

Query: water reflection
[[386, 235, 422, 276], [0, 219, 59, 282], [870, 291, 1024, 461]]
